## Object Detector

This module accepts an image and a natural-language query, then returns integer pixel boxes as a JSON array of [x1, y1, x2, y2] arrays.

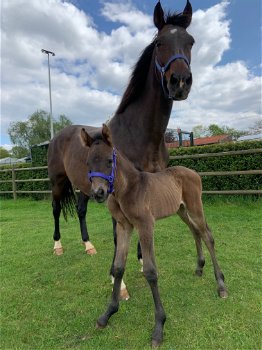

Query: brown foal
[[81, 124, 228, 348]]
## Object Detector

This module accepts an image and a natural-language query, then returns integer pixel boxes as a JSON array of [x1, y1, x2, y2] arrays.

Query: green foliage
[[11, 145, 29, 158], [0, 163, 49, 199], [169, 140, 262, 192], [0, 147, 11, 159], [8, 110, 72, 150], [31, 144, 49, 166], [192, 124, 247, 140], [1, 199, 261, 350]]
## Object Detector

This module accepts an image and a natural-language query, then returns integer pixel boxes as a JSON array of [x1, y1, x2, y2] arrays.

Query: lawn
[[0, 198, 261, 349]]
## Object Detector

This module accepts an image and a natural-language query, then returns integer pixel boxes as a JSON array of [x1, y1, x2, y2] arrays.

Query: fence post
[[11, 166, 17, 200]]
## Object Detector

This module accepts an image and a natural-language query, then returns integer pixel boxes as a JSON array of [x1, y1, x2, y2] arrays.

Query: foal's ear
[[102, 124, 113, 147], [182, 0, 192, 28], [80, 128, 94, 147], [154, 1, 165, 31]]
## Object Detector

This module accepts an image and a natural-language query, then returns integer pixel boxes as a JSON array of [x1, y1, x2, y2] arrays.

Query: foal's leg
[[110, 217, 130, 300], [76, 192, 96, 255], [177, 205, 205, 276], [52, 199, 64, 255], [138, 222, 166, 348], [97, 220, 132, 328], [184, 203, 228, 298]]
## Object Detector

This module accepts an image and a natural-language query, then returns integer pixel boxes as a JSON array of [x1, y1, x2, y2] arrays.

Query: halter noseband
[[155, 54, 190, 99], [88, 148, 117, 194]]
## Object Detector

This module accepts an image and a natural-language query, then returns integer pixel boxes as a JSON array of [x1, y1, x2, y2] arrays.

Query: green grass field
[[1, 198, 261, 350]]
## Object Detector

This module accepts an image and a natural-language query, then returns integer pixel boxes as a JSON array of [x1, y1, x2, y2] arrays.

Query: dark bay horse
[[48, 0, 194, 292], [81, 124, 228, 347]]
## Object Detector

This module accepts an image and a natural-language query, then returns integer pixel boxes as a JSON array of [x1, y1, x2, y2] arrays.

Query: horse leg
[[97, 219, 132, 328], [76, 192, 97, 255], [177, 205, 205, 276], [139, 223, 166, 348], [52, 199, 64, 256], [183, 203, 228, 298], [110, 217, 130, 300], [137, 241, 143, 272]]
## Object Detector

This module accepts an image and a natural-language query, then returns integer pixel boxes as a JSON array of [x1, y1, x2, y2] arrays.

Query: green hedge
[[168, 140, 262, 192], [0, 141, 261, 199], [0, 163, 50, 199]]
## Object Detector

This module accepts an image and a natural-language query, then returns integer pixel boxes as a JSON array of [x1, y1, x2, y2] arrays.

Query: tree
[[8, 110, 72, 150], [192, 125, 208, 138], [0, 147, 11, 159], [248, 120, 262, 135], [165, 128, 177, 143], [11, 146, 29, 159]]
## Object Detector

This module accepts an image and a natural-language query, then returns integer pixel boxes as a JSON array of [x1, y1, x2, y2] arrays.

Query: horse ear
[[182, 0, 192, 28], [102, 124, 113, 147], [80, 128, 94, 147], [154, 1, 165, 31]]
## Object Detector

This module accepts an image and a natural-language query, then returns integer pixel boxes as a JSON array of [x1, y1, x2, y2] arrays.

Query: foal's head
[[154, 0, 194, 100], [81, 125, 114, 203]]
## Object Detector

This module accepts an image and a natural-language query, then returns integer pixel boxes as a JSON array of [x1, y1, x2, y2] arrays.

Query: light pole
[[41, 49, 55, 139]]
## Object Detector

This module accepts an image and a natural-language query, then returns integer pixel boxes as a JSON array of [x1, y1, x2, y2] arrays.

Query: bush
[[168, 140, 262, 192]]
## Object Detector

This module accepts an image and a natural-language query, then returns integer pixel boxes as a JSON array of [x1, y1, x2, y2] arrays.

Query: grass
[[0, 197, 261, 350]]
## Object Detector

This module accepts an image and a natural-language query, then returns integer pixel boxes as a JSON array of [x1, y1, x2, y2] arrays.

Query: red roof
[[166, 134, 232, 148]]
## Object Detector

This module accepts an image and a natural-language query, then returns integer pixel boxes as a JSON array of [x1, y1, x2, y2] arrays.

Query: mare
[[81, 124, 228, 348], [48, 0, 194, 295]]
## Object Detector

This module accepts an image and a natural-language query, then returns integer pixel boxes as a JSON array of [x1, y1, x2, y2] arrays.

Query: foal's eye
[[155, 41, 162, 48], [107, 159, 113, 167]]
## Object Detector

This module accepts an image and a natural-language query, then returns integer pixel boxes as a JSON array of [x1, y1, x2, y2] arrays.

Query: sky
[[1, 0, 261, 149]]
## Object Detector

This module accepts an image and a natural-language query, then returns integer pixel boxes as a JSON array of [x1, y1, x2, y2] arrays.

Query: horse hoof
[[54, 247, 64, 256], [195, 269, 203, 277], [86, 248, 97, 255], [96, 321, 106, 329], [219, 289, 228, 299], [120, 288, 130, 301], [151, 339, 162, 348]]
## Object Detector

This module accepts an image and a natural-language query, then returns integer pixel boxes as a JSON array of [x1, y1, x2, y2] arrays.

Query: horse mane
[[115, 41, 155, 114]]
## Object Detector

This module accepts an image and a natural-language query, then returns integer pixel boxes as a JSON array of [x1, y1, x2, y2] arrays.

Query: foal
[[81, 124, 228, 348]]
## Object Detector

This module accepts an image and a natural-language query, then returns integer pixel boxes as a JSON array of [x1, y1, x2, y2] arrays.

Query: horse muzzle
[[91, 184, 109, 203], [167, 72, 192, 100]]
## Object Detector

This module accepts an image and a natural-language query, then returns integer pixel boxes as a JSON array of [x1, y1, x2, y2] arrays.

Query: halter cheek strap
[[88, 148, 117, 194], [155, 54, 190, 99]]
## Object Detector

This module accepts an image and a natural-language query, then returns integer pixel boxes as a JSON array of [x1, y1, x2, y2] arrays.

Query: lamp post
[[41, 49, 55, 139]]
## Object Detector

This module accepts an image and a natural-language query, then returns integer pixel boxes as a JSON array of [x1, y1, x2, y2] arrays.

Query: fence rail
[[0, 151, 262, 198]]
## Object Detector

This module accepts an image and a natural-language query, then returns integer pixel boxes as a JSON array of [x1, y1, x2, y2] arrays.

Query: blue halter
[[88, 148, 117, 194], [155, 54, 190, 99]]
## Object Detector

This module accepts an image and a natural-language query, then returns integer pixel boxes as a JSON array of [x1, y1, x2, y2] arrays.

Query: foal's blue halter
[[88, 148, 117, 194], [155, 54, 190, 99]]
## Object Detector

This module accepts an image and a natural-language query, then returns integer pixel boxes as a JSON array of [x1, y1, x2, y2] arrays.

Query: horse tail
[[61, 178, 77, 221]]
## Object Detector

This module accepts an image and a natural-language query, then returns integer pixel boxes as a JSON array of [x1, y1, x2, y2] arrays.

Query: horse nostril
[[170, 74, 179, 87], [97, 188, 105, 197], [186, 73, 192, 86]]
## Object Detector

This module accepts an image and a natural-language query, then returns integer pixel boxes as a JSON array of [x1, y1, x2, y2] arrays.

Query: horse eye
[[107, 159, 113, 167], [155, 41, 161, 48]]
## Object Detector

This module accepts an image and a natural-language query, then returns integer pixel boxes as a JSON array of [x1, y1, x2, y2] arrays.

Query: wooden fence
[[0, 149, 262, 199]]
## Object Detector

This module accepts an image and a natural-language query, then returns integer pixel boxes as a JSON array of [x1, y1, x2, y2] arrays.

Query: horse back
[[48, 125, 100, 194]]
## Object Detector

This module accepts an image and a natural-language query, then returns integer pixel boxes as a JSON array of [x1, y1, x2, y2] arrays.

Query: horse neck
[[110, 54, 173, 151], [113, 150, 140, 197]]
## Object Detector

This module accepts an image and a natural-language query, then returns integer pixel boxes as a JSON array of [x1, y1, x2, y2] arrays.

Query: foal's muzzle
[[91, 186, 108, 203]]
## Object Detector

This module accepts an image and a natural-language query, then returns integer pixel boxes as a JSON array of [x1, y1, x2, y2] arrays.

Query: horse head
[[154, 0, 194, 100], [81, 125, 114, 203]]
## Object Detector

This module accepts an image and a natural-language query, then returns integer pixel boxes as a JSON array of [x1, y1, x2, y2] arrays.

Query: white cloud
[[1, 0, 261, 148]]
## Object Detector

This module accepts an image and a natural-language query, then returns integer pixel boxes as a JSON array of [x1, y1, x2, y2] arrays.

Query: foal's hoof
[[151, 338, 162, 348], [54, 247, 64, 256], [120, 288, 130, 301], [96, 321, 106, 329], [218, 288, 228, 299]]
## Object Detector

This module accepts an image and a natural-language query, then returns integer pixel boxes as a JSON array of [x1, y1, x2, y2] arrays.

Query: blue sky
[[75, 0, 261, 74], [1, 0, 261, 148]]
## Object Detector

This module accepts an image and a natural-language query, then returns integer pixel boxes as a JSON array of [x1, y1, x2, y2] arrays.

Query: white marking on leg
[[139, 258, 143, 272], [84, 241, 97, 255], [54, 240, 62, 250]]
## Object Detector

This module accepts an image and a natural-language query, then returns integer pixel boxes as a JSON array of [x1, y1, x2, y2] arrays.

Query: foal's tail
[[61, 178, 77, 221]]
